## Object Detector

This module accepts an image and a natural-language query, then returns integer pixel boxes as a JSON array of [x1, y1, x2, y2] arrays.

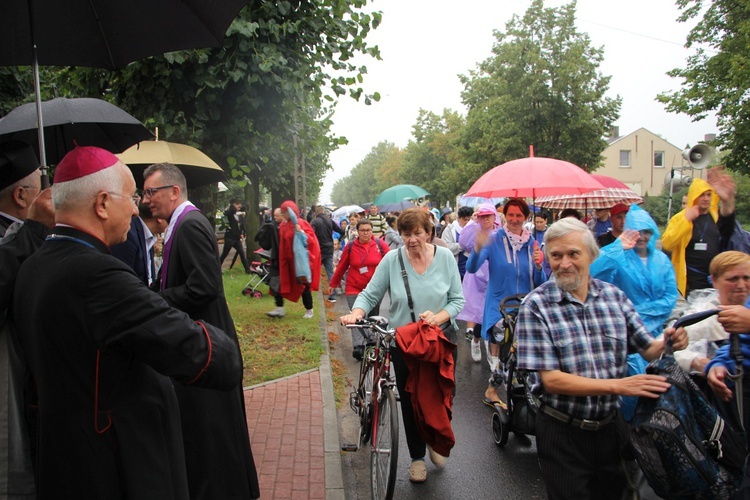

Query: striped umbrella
[[534, 174, 643, 210]]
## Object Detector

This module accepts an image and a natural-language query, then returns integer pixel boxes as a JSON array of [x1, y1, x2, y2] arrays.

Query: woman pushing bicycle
[[340, 208, 465, 485]]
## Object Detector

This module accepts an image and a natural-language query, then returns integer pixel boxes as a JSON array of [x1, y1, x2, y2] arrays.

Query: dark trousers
[[274, 284, 313, 310], [219, 238, 249, 271], [536, 409, 630, 500]]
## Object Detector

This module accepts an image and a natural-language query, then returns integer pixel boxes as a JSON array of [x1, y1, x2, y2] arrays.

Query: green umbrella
[[373, 184, 430, 206]]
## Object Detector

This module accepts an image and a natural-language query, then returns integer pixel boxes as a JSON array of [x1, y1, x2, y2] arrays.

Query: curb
[[317, 291, 346, 500]]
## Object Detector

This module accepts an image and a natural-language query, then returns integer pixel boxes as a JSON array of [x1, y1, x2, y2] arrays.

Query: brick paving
[[244, 370, 326, 500]]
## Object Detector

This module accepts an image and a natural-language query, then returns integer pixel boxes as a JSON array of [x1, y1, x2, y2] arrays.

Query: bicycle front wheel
[[370, 386, 399, 500]]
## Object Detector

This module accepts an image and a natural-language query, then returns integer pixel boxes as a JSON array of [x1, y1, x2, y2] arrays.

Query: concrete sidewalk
[[243, 292, 344, 500]]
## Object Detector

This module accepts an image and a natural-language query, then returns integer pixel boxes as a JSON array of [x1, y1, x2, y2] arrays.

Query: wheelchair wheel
[[491, 411, 509, 447]]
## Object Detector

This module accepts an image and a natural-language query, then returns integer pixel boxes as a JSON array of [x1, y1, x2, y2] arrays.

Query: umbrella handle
[[41, 171, 50, 189]]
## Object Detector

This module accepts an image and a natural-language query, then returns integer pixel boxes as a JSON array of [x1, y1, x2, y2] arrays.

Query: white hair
[[52, 164, 125, 211], [544, 217, 599, 261]]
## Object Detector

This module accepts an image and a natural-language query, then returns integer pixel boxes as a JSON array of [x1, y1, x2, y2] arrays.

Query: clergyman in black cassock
[[13, 146, 243, 499], [145, 162, 260, 500]]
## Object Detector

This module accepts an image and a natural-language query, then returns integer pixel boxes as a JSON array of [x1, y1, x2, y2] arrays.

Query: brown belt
[[539, 402, 616, 431]]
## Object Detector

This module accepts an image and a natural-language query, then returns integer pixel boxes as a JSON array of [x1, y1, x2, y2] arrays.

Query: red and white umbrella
[[535, 174, 643, 210]]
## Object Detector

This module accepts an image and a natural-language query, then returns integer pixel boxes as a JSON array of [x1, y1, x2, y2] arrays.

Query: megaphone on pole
[[663, 170, 693, 188], [682, 144, 712, 169]]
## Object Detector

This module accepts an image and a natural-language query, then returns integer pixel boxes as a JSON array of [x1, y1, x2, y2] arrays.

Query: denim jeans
[[322, 255, 336, 299]]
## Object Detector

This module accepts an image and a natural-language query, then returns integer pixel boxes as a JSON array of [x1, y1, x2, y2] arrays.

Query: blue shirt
[[516, 278, 653, 420]]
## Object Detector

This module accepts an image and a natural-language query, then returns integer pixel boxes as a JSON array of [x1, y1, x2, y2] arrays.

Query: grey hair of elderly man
[[543, 217, 600, 262]]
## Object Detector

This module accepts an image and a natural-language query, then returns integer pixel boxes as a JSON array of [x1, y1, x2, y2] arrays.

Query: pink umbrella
[[465, 147, 605, 199], [535, 174, 643, 210]]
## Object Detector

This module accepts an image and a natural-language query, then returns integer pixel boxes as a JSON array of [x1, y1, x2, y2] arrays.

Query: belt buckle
[[579, 419, 600, 431]]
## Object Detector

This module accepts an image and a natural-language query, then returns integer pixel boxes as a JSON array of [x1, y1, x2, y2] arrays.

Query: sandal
[[409, 460, 427, 483], [482, 397, 507, 410]]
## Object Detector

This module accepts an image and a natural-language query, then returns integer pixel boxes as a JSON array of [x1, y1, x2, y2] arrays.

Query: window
[[619, 150, 631, 168], [654, 151, 665, 168]]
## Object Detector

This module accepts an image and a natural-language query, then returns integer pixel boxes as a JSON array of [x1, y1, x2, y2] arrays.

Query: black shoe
[[352, 345, 364, 361]]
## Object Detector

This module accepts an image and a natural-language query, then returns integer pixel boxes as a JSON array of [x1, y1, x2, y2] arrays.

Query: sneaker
[[327, 297, 337, 303], [465, 328, 474, 341], [303, 309, 314, 319], [266, 307, 286, 318], [471, 339, 481, 362]]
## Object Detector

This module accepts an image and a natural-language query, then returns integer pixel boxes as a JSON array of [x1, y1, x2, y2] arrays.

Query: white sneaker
[[471, 339, 481, 362], [266, 307, 286, 318], [303, 309, 314, 319]]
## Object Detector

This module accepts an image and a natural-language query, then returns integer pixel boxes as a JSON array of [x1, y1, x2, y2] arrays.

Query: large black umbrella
[[0, 0, 248, 182], [0, 97, 153, 165]]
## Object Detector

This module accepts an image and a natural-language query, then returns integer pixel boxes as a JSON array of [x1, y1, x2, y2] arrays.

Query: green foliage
[[459, 0, 620, 175], [399, 109, 467, 206], [2, 1, 382, 220], [642, 184, 688, 228], [657, 0, 750, 175], [330, 140, 404, 205]]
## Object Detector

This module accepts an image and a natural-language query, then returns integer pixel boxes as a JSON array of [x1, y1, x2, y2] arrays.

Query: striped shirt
[[516, 278, 652, 420]]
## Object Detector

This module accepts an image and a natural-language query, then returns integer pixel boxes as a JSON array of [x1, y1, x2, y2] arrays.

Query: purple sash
[[160, 205, 199, 290]]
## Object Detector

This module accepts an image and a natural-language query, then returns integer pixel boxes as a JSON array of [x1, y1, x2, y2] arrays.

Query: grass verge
[[222, 267, 324, 387]]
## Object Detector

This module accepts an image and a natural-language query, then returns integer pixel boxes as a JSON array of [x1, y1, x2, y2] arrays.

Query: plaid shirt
[[516, 278, 652, 420]]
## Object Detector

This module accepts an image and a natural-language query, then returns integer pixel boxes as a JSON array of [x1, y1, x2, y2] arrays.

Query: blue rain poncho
[[591, 204, 679, 420], [591, 204, 678, 337]]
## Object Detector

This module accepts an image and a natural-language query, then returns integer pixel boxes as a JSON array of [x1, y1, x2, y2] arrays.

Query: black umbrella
[[0, 0, 248, 182], [0, 98, 153, 166]]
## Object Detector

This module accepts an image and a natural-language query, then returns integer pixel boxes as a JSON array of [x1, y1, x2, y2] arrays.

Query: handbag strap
[[397, 248, 417, 323]]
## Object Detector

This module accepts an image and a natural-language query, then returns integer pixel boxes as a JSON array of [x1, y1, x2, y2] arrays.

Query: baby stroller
[[490, 294, 540, 446], [242, 248, 272, 298]]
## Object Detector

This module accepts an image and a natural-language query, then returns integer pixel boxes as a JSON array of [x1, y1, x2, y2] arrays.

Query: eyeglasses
[[358, 229, 373, 233], [142, 185, 174, 199], [21, 185, 42, 190], [107, 192, 141, 205]]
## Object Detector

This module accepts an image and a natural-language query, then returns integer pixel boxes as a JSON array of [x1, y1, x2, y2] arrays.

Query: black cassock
[[155, 210, 260, 499], [13, 226, 242, 500]]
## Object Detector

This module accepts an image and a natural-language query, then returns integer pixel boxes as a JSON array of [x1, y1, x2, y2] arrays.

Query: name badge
[[694, 242, 708, 251], [359, 267, 369, 274]]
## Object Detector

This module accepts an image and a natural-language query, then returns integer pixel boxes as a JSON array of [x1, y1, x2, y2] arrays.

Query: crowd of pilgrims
[[280, 167, 749, 497], [2, 134, 748, 499]]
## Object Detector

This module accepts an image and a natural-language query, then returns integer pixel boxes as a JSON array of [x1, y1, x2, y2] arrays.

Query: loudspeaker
[[682, 144, 712, 169], [664, 171, 693, 188]]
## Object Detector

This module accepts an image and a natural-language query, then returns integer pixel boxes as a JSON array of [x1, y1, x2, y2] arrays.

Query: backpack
[[629, 349, 746, 499], [254, 221, 276, 251], [345, 238, 386, 260]]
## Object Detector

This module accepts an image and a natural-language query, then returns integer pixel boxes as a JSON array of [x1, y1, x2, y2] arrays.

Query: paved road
[[330, 297, 547, 500]]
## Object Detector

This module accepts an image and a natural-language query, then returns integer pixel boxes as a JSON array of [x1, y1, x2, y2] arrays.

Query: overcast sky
[[319, 0, 716, 203]]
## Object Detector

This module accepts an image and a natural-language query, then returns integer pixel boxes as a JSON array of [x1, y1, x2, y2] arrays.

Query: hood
[[685, 177, 719, 217], [281, 200, 300, 216], [624, 204, 659, 254]]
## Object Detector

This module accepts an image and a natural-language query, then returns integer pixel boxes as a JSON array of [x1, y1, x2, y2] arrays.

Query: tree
[[399, 109, 466, 206], [3, 1, 382, 251], [330, 141, 403, 205], [657, 0, 750, 175], [459, 0, 620, 180]]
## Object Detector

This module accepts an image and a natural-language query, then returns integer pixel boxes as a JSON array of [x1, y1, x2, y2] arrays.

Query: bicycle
[[340, 316, 399, 500]]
